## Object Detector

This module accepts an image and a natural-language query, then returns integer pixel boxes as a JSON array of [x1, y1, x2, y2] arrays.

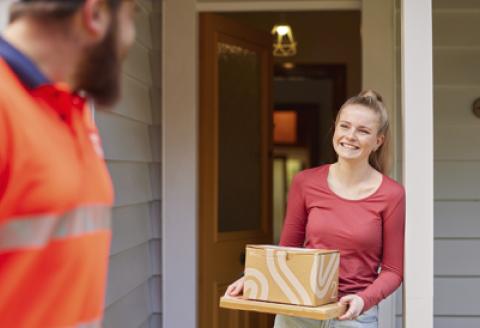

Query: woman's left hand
[[337, 294, 365, 321]]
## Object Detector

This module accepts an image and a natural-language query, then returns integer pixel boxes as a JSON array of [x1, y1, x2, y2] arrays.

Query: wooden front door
[[199, 13, 274, 328]]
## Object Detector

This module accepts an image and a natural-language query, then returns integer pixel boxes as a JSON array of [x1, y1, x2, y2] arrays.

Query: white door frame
[[162, 1, 433, 327]]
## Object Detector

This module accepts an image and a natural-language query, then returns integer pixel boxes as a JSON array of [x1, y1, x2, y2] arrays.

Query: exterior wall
[[396, 0, 480, 327], [431, 0, 480, 327], [98, 1, 163, 327]]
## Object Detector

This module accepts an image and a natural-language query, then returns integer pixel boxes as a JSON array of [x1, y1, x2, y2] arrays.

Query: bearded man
[[0, 0, 136, 326]]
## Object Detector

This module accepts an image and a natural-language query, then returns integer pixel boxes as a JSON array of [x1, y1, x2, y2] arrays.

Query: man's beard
[[74, 19, 121, 107]]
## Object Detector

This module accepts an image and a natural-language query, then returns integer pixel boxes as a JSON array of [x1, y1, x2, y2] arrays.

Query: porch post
[[401, 0, 434, 327], [162, 0, 198, 327]]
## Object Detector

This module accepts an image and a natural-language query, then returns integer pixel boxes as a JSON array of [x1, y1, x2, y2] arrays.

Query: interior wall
[[274, 78, 334, 163], [223, 11, 361, 97]]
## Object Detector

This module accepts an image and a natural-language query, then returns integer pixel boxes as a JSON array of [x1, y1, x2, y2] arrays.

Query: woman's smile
[[333, 104, 383, 162]]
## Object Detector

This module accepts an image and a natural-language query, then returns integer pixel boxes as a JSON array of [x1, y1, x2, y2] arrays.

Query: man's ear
[[80, 0, 111, 41]]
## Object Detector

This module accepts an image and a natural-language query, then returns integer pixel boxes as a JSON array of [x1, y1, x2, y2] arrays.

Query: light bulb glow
[[275, 25, 290, 36]]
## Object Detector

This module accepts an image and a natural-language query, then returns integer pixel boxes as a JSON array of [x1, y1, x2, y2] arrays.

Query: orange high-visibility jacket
[[0, 37, 113, 327]]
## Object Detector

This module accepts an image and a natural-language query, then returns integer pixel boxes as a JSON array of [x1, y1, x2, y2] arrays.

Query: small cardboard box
[[244, 245, 339, 306]]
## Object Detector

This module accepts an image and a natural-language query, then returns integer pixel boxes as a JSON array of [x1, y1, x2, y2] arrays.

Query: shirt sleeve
[[357, 187, 406, 312], [279, 172, 308, 247]]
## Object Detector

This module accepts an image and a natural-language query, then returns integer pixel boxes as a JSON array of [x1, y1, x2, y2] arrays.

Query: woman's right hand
[[224, 276, 245, 297]]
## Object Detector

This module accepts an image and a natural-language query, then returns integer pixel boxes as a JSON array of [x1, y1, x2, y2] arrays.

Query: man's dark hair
[[10, 0, 123, 21]]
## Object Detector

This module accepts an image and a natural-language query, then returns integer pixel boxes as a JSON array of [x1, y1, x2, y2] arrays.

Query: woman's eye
[[340, 124, 349, 129], [359, 130, 370, 134]]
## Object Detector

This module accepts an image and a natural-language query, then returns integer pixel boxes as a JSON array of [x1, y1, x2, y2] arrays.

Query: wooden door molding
[[199, 13, 274, 328]]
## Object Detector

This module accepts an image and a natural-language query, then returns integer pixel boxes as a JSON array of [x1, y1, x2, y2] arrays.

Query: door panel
[[199, 13, 274, 328]]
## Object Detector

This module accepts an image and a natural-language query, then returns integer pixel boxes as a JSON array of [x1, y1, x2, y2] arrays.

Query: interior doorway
[[198, 10, 360, 328], [220, 10, 359, 246]]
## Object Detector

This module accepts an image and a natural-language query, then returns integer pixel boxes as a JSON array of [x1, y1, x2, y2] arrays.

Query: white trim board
[[162, 0, 198, 328], [196, 1, 361, 12], [401, 0, 434, 327]]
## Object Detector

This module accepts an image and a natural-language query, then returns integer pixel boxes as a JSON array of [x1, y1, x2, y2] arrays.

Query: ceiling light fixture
[[271, 24, 297, 57]]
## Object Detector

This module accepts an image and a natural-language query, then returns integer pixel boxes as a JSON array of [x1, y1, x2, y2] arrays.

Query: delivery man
[[0, 0, 136, 326]]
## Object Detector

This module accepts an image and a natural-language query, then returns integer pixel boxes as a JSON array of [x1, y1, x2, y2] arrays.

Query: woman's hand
[[224, 277, 245, 297], [337, 294, 365, 321]]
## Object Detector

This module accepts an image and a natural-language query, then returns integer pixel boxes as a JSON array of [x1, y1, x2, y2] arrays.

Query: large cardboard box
[[243, 245, 339, 306]]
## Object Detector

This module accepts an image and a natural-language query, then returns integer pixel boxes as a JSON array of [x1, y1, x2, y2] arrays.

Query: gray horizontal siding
[[434, 49, 480, 86], [434, 86, 480, 126], [111, 76, 152, 123], [106, 243, 152, 306], [434, 11, 480, 47], [435, 126, 480, 160], [435, 240, 480, 276], [435, 201, 480, 238], [434, 162, 480, 200], [97, 111, 153, 162], [431, 2, 480, 328], [104, 282, 151, 328], [433, 0, 480, 10], [108, 162, 153, 207], [435, 278, 480, 315], [110, 203, 151, 255], [102, 1, 162, 327], [397, 3, 480, 327]]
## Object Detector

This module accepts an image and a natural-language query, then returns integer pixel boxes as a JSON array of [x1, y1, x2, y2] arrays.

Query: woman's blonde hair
[[334, 89, 391, 174]]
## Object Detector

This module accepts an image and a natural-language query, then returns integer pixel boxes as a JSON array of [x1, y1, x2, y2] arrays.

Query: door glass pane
[[217, 42, 262, 233]]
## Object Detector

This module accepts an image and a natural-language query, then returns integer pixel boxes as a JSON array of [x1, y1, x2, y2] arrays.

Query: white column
[[162, 0, 198, 327], [401, 0, 434, 327]]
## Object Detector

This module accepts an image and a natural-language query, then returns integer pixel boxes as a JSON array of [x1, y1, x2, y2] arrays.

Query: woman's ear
[[375, 134, 385, 151], [80, 0, 111, 41]]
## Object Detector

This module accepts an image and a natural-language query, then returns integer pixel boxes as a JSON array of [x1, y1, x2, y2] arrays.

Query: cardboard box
[[243, 245, 339, 306]]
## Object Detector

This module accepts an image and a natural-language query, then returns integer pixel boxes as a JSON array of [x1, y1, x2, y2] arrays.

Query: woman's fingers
[[224, 284, 234, 296], [337, 295, 364, 320], [224, 277, 245, 297], [231, 282, 242, 295], [338, 305, 355, 321]]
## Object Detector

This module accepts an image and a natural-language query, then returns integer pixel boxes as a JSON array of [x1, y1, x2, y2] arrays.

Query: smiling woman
[[226, 90, 405, 328]]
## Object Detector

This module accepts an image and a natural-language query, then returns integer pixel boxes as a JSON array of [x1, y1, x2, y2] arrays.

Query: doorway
[[198, 10, 359, 328], [164, 2, 402, 328]]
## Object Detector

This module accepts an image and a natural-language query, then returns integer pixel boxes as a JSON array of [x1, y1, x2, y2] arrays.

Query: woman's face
[[332, 104, 384, 163]]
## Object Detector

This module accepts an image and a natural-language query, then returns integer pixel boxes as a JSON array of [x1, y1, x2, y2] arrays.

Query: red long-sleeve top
[[280, 164, 405, 312]]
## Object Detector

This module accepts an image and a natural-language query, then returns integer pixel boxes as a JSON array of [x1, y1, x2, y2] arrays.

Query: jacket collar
[[0, 36, 50, 89]]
